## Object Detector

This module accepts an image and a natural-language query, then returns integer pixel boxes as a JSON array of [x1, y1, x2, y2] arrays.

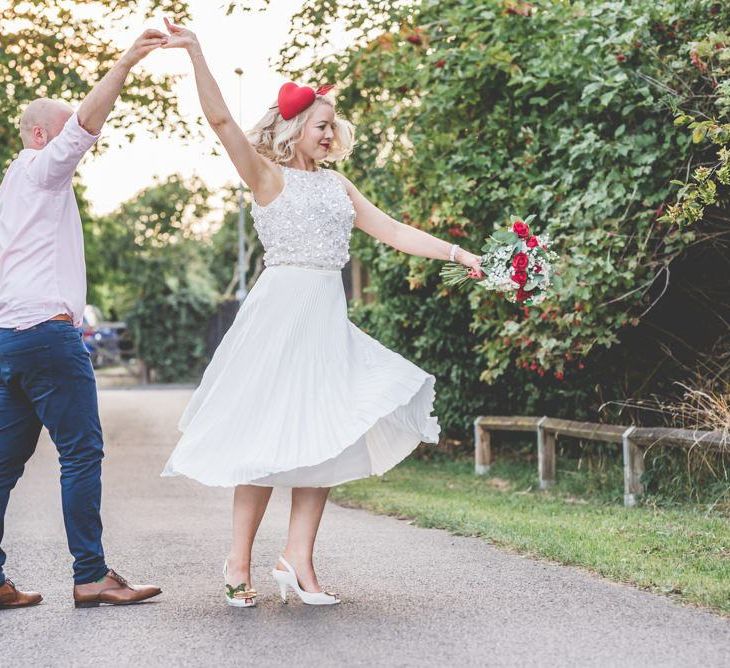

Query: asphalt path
[[3, 388, 728, 667]]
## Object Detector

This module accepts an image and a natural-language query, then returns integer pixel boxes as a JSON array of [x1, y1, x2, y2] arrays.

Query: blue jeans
[[0, 320, 108, 585]]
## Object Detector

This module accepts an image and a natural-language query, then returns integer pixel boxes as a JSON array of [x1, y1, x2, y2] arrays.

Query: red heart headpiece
[[276, 82, 336, 120]]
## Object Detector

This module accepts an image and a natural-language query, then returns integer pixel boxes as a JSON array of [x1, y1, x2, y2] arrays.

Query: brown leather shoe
[[73, 569, 161, 608], [0, 579, 43, 609]]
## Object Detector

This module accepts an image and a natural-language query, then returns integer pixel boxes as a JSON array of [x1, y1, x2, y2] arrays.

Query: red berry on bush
[[434, 59, 446, 69], [615, 53, 627, 63], [406, 34, 422, 46], [554, 371, 564, 381]]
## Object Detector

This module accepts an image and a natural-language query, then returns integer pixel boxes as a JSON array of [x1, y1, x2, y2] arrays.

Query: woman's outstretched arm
[[162, 18, 274, 191], [334, 173, 484, 274]]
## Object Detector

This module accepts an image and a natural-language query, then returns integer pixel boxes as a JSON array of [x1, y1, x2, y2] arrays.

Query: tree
[[0, 0, 193, 167], [93, 174, 219, 382]]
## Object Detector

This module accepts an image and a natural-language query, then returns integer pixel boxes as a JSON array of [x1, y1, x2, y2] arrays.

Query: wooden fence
[[473, 416, 727, 507]]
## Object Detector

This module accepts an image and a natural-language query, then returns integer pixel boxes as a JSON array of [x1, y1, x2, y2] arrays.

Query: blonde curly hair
[[245, 92, 355, 166]]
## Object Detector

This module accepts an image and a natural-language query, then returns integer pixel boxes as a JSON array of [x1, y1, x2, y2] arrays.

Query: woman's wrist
[[454, 246, 468, 265], [449, 243, 461, 263], [186, 39, 202, 57]]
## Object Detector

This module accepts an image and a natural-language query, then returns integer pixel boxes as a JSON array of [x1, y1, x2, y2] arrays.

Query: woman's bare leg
[[226, 484, 273, 587], [277, 486, 330, 592]]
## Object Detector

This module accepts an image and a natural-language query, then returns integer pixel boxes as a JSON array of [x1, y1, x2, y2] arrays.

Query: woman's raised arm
[[162, 18, 275, 191]]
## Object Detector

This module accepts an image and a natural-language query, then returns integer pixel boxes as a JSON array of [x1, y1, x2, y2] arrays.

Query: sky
[[79, 0, 352, 215]]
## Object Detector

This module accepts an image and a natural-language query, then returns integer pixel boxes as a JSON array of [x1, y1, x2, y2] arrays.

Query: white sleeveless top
[[250, 165, 356, 270]]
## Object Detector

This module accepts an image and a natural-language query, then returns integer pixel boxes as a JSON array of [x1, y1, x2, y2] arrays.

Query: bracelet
[[449, 243, 460, 262]]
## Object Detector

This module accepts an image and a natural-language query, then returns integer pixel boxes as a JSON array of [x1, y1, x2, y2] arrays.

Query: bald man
[[0, 29, 168, 610]]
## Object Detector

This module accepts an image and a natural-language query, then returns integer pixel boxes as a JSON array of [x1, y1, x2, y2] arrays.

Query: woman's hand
[[162, 17, 199, 51], [456, 248, 485, 279]]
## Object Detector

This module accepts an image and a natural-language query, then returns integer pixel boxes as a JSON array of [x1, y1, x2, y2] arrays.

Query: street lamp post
[[234, 67, 248, 303]]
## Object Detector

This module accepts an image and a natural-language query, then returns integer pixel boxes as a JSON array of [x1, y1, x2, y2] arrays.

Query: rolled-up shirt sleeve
[[26, 113, 100, 190]]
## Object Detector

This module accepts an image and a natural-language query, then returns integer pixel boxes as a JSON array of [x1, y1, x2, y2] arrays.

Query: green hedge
[[260, 0, 730, 435]]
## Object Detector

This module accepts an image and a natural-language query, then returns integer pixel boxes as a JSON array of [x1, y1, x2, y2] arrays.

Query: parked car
[[81, 305, 132, 368]]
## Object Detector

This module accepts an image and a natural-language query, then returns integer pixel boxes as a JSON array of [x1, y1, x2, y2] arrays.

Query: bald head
[[20, 98, 75, 149]]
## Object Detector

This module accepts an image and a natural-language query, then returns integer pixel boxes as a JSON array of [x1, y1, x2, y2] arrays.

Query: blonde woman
[[160, 18, 484, 607]]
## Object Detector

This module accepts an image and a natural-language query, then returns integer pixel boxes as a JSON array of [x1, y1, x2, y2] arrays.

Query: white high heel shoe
[[271, 556, 340, 605], [223, 560, 257, 608]]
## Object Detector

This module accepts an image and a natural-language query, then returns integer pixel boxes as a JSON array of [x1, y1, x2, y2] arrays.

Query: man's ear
[[32, 126, 46, 148]]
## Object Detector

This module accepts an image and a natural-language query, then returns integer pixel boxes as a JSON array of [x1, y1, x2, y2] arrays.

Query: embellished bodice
[[251, 165, 356, 270]]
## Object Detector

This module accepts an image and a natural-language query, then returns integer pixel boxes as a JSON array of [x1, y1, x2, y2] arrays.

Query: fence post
[[537, 416, 555, 490], [622, 426, 643, 507], [474, 418, 492, 475]]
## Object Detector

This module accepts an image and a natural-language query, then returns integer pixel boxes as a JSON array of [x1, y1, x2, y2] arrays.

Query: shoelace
[[107, 570, 130, 588]]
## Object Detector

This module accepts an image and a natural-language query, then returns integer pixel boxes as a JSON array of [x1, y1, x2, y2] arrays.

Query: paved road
[[3, 388, 729, 667]]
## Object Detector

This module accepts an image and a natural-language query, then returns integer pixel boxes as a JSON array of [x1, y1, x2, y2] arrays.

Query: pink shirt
[[0, 113, 99, 330]]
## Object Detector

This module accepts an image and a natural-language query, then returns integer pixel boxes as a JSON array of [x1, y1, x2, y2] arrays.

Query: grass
[[330, 457, 730, 615]]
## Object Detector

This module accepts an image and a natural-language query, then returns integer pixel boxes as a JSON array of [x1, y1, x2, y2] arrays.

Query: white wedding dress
[[161, 164, 440, 487]]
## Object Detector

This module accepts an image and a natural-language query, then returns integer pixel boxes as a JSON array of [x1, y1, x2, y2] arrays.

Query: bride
[[159, 18, 484, 607]]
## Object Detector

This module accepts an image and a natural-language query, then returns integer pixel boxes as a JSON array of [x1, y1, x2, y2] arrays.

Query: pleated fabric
[[161, 264, 440, 487]]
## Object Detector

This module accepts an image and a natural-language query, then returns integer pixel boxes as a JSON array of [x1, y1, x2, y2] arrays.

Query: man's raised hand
[[121, 29, 169, 67]]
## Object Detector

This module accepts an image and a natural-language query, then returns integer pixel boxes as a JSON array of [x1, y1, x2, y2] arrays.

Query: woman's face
[[299, 102, 335, 162]]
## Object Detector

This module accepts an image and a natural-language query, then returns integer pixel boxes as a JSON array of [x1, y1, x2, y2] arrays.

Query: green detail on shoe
[[225, 583, 257, 600]]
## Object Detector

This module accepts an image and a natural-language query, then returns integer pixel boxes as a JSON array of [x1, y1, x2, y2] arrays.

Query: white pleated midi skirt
[[161, 264, 441, 487]]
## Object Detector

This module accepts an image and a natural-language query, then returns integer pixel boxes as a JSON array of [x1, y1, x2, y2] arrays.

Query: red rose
[[512, 252, 529, 270], [512, 220, 530, 238], [516, 287, 533, 302], [526, 235, 539, 248], [554, 371, 564, 381], [511, 270, 528, 286]]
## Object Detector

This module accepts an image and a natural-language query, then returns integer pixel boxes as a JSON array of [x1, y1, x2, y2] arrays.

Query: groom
[[0, 29, 167, 609]]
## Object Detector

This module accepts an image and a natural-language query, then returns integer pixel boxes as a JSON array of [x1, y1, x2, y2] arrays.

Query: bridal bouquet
[[440, 215, 559, 305]]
